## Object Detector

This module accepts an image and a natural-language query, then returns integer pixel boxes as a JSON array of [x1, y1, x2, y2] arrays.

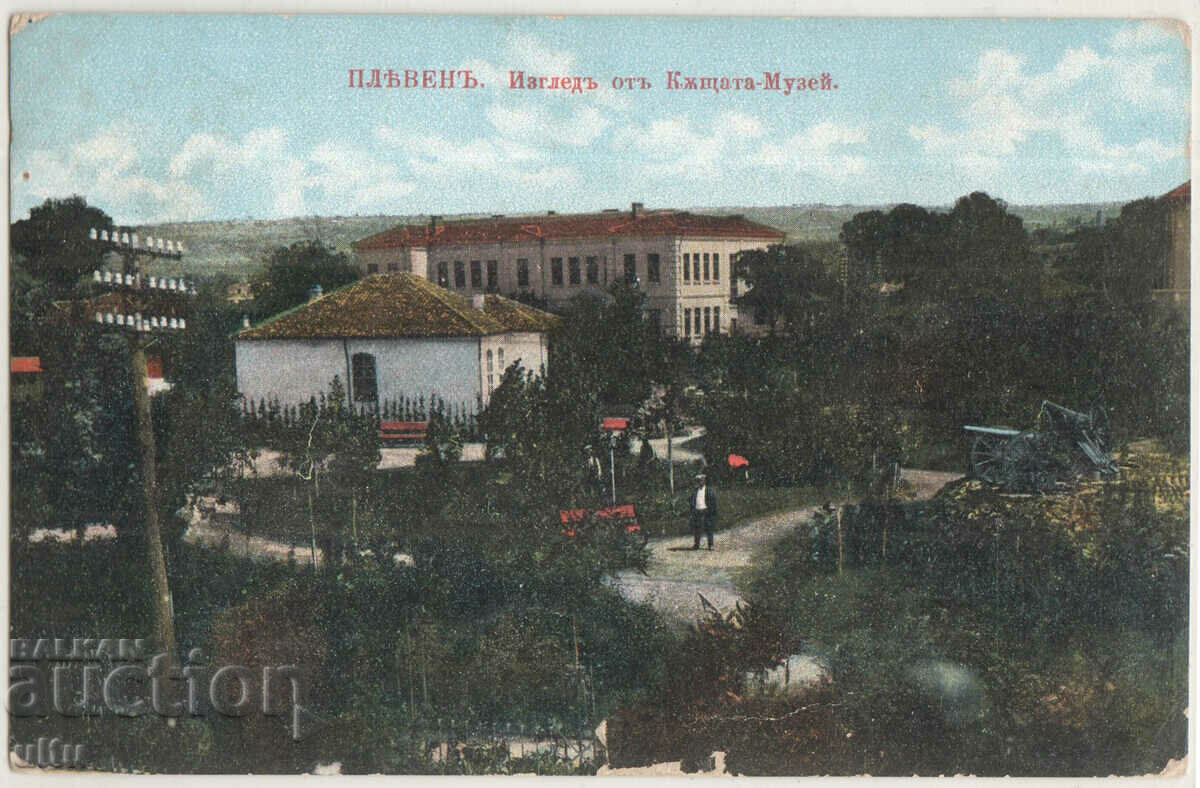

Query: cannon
[[964, 401, 1117, 491]]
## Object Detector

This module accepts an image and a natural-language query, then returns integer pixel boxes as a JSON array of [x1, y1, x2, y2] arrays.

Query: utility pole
[[87, 228, 192, 668]]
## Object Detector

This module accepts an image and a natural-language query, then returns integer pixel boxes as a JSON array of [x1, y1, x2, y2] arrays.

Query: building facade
[[235, 274, 558, 413], [352, 203, 785, 342], [1155, 181, 1190, 306]]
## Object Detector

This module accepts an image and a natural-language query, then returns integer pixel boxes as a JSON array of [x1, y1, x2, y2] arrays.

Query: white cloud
[[377, 126, 573, 187], [1110, 21, 1176, 51], [168, 128, 287, 177], [612, 111, 770, 180], [485, 102, 609, 147], [506, 31, 575, 76], [459, 32, 576, 94], [18, 123, 207, 223], [306, 141, 415, 213], [752, 121, 868, 180], [911, 40, 1185, 180], [16, 124, 421, 222]]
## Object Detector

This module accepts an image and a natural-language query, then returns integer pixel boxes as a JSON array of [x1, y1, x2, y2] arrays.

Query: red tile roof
[[353, 208, 785, 251], [237, 273, 560, 341], [11, 357, 43, 374], [1163, 181, 1190, 202]]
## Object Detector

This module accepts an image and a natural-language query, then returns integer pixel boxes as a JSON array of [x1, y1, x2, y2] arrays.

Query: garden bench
[[379, 420, 429, 443], [559, 503, 641, 538]]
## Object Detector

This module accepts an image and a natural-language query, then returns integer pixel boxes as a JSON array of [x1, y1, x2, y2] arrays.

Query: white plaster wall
[[347, 337, 480, 413], [236, 339, 349, 408], [236, 336, 482, 414], [479, 331, 549, 405]]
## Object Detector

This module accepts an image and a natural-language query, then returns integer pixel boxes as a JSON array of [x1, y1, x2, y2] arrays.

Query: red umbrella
[[728, 454, 750, 469]]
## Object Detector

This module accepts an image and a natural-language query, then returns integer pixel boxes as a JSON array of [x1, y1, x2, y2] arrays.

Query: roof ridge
[[404, 275, 503, 334]]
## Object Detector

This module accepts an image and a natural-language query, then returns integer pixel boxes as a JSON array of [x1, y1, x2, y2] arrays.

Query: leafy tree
[[942, 192, 1035, 299], [733, 243, 840, 332], [551, 282, 663, 409], [477, 364, 600, 510], [249, 240, 359, 318], [10, 195, 114, 295], [11, 327, 140, 543], [1067, 197, 1169, 308], [840, 204, 945, 288]]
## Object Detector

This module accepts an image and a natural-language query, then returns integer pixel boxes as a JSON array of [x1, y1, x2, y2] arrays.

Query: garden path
[[604, 469, 963, 629]]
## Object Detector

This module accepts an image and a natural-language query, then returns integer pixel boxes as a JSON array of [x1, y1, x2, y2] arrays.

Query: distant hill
[[134, 201, 1127, 281]]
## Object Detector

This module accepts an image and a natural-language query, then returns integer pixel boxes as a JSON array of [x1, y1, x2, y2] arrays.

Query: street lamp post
[[601, 417, 629, 506]]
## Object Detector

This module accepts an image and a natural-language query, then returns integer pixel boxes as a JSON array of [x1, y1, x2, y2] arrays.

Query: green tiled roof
[[238, 274, 560, 340]]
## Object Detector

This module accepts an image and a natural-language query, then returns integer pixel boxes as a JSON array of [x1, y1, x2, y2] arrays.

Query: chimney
[[472, 294, 487, 310], [631, 202, 644, 219], [429, 215, 441, 234], [308, 284, 324, 302]]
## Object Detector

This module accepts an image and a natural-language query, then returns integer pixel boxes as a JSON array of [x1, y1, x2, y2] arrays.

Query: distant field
[[134, 201, 1126, 281]]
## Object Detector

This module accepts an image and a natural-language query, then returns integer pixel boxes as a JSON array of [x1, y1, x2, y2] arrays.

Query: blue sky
[[9, 15, 1191, 224]]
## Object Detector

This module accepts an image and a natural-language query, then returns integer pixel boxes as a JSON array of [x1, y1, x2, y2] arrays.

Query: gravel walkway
[[606, 469, 963, 629]]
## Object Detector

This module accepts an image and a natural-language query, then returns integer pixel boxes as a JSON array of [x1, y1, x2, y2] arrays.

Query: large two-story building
[[351, 203, 786, 341]]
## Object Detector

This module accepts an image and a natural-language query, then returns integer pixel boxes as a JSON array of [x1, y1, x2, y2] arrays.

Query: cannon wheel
[[970, 433, 1009, 484]]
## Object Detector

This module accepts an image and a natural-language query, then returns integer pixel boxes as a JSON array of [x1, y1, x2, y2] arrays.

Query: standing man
[[690, 472, 718, 550]]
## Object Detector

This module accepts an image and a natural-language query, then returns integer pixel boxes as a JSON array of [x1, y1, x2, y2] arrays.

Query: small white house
[[234, 273, 558, 413]]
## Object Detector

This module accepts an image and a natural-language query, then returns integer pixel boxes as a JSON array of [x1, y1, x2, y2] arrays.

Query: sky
[[8, 14, 1192, 225]]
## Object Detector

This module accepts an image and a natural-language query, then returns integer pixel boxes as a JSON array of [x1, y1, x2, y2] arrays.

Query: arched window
[[352, 353, 377, 402], [486, 349, 494, 391]]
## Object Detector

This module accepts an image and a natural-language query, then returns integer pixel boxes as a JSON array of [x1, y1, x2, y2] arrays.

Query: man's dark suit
[[690, 482, 718, 549]]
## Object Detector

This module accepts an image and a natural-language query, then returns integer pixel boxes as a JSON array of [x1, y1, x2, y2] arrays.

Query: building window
[[387, 262, 399, 272], [498, 347, 504, 370], [367, 263, 379, 274], [486, 349, 494, 391], [551, 258, 564, 286], [713, 306, 720, 333], [683, 308, 691, 337], [586, 256, 599, 284], [454, 261, 466, 289], [730, 277, 739, 299], [703, 253, 710, 281], [351, 353, 377, 403], [730, 317, 738, 334], [694, 308, 702, 335], [569, 257, 581, 285], [713, 253, 720, 281], [683, 253, 691, 282], [517, 259, 530, 287], [703, 306, 711, 335], [437, 262, 449, 288], [486, 260, 498, 292], [470, 260, 482, 289], [623, 254, 637, 284], [648, 254, 661, 283], [693, 256, 701, 282]]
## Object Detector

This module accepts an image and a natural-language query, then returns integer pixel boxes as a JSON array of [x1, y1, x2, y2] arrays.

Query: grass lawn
[[212, 460, 834, 550]]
